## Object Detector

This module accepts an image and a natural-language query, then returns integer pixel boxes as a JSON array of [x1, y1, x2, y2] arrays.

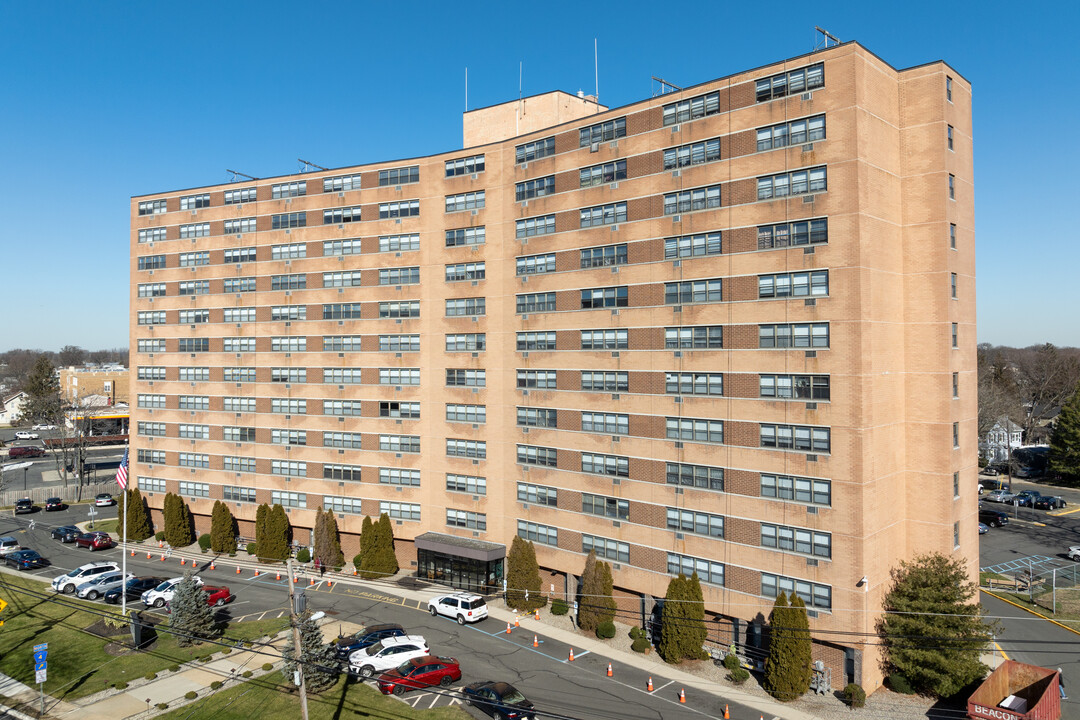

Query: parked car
[[75, 531, 115, 551], [163, 585, 234, 613], [1033, 495, 1066, 510], [1012, 491, 1039, 507], [104, 577, 165, 604], [94, 493, 115, 507], [45, 497, 65, 512], [463, 681, 536, 720], [8, 445, 45, 459], [0, 536, 21, 555], [978, 523, 989, 535], [76, 571, 133, 600], [4, 550, 48, 571], [978, 507, 1009, 528], [983, 489, 1015, 504], [333, 623, 406, 661], [348, 635, 430, 679], [1068, 546, 1080, 562], [141, 576, 203, 608], [51, 525, 81, 542], [981, 467, 1000, 476], [427, 592, 488, 625], [376, 655, 462, 695], [31, 424, 57, 431], [13, 431, 39, 440], [14, 499, 36, 514], [51, 562, 121, 594]]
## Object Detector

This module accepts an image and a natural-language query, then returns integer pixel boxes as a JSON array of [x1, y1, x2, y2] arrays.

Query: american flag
[[115, 448, 129, 490]]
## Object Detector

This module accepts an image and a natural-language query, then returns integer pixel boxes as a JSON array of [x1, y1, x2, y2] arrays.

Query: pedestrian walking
[[315, 557, 324, 577], [1059, 668, 1068, 700]]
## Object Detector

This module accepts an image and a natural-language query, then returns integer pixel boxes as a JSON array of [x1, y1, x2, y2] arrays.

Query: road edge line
[[981, 589, 1080, 637]]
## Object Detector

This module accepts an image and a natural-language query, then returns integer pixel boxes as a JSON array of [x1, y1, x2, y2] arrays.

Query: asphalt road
[[1, 506, 757, 720], [1, 445, 123, 490]]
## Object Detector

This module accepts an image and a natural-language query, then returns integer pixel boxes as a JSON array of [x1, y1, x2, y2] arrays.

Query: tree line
[[1, 346, 128, 388], [978, 342, 1080, 440]]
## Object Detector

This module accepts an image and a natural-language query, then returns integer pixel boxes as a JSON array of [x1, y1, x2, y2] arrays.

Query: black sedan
[[1034, 495, 1066, 510], [5, 550, 48, 571], [14, 499, 36, 514], [104, 577, 165, 605], [45, 497, 66, 512], [50, 525, 81, 542], [462, 681, 536, 720]]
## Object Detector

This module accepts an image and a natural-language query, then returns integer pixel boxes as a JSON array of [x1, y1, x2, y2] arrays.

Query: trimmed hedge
[[185, 691, 198, 700], [723, 653, 740, 671], [296, 547, 311, 563], [843, 683, 866, 708], [596, 621, 616, 639], [631, 637, 651, 653], [550, 598, 569, 615], [198, 533, 212, 552], [729, 667, 750, 685], [262, 663, 273, 671]]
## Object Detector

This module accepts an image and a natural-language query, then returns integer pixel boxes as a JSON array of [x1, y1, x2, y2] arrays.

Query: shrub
[[629, 626, 641, 640], [729, 667, 750, 685], [198, 533, 212, 552], [242, 670, 253, 678], [145, 672, 157, 681], [723, 653, 741, 672], [185, 691, 198, 700], [843, 683, 866, 708], [262, 663, 273, 671], [296, 547, 311, 563], [168, 665, 181, 672], [114, 681, 128, 690], [550, 598, 569, 615], [156, 703, 169, 710], [596, 621, 616, 639], [210, 681, 223, 690], [221, 648, 231, 654], [631, 637, 651, 653], [200, 655, 213, 663], [887, 674, 915, 695], [246, 543, 257, 555], [155, 531, 166, 541]]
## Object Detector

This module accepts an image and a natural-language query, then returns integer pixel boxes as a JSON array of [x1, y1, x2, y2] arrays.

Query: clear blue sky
[[0, 1, 1075, 351]]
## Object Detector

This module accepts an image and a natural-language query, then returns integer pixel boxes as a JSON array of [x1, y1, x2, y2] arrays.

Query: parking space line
[[655, 679, 675, 693]]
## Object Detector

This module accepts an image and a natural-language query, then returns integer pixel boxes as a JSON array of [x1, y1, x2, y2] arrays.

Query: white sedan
[[14, 431, 40, 440], [1069, 546, 1080, 563], [348, 635, 429, 678], [31, 424, 57, 431]]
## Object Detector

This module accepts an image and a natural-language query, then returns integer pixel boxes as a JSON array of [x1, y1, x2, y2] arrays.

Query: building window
[[137, 366, 167, 380], [270, 337, 306, 353], [516, 214, 556, 238], [271, 461, 307, 477], [581, 371, 627, 392], [138, 283, 167, 298], [266, 428, 302, 445], [758, 167, 826, 200], [954, 522, 960, 548], [323, 174, 361, 193], [583, 494, 629, 520], [953, 372, 959, 398], [445, 226, 485, 247], [759, 271, 828, 298], [179, 222, 210, 239], [139, 477, 167, 493], [446, 262, 485, 282], [582, 452, 629, 477], [379, 435, 420, 453], [380, 501, 421, 521], [448, 404, 487, 424], [178, 424, 210, 440], [379, 200, 420, 219], [667, 417, 723, 444], [323, 432, 363, 449], [946, 76, 953, 102], [948, 173, 957, 200], [950, 224, 957, 250], [381, 401, 418, 418], [663, 138, 721, 170], [378, 166, 419, 186], [953, 422, 960, 448], [582, 412, 628, 435], [446, 509, 487, 531], [761, 573, 831, 610], [271, 181, 306, 199], [271, 367, 306, 383], [272, 490, 307, 508], [224, 218, 257, 235], [761, 473, 831, 505], [667, 462, 724, 491], [379, 334, 420, 352], [180, 193, 210, 210], [379, 368, 420, 385], [380, 468, 420, 486], [516, 292, 556, 314], [225, 367, 258, 382], [379, 267, 420, 286], [663, 90, 721, 126], [445, 297, 486, 317], [321, 271, 362, 288], [321, 239, 360, 257], [445, 333, 486, 352], [137, 227, 167, 243], [269, 398, 307, 414], [952, 323, 958, 348], [664, 185, 721, 215], [581, 329, 628, 350], [446, 369, 485, 387], [224, 247, 256, 263], [516, 444, 557, 467], [758, 219, 828, 249], [223, 397, 256, 413], [580, 160, 627, 188], [446, 154, 485, 177], [668, 554, 724, 586], [580, 202, 626, 228], [179, 481, 210, 498], [665, 326, 722, 349], [760, 375, 830, 401], [138, 199, 167, 215], [516, 253, 556, 276], [270, 305, 305, 321], [947, 125, 954, 151], [447, 473, 486, 494], [515, 137, 555, 164], [953, 472, 960, 498], [580, 244, 627, 268], [582, 535, 629, 563], [755, 63, 824, 102], [223, 486, 256, 503], [951, 273, 958, 299], [446, 439, 486, 459], [323, 464, 362, 482], [668, 508, 724, 538], [760, 424, 831, 453], [324, 496, 363, 515], [581, 286, 627, 309], [665, 279, 722, 304], [224, 188, 256, 205], [516, 370, 557, 390], [178, 395, 209, 410], [579, 117, 626, 147], [178, 339, 209, 353], [518, 520, 558, 546], [178, 309, 209, 324], [516, 407, 556, 428], [179, 367, 209, 381], [757, 115, 826, 151], [378, 301, 420, 318], [137, 422, 166, 437], [136, 449, 165, 465], [516, 176, 555, 202], [136, 311, 166, 326], [516, 332, 556, 351], [758, 323, 830, 348], [323, 206, 362, 224], [665, 232, 721, 259], [445, 191, 485, 213], [271, 212, 307, 231], [379, 233, 420, 252], [178, 453, 209, 468], [761, 524, 831, 558], [222, 278, 254, 294], [322, 399, 362, 416], [666, 372, 723, 396], [178, 280, 209, 296]]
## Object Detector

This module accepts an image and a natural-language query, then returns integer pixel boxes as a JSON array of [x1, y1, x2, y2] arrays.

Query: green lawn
[[158, 671, 470, 720], [86, 519, 118, 533], [0, 573, 288, 700]]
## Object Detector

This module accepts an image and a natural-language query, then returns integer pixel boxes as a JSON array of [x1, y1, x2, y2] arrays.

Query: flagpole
[[120, 444, 128, 618]]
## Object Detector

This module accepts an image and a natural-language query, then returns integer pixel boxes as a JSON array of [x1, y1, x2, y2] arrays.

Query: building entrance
[[414, 532, 504, 594]]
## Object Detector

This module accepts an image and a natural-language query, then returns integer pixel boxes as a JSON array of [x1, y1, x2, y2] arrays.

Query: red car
[[204, 586, 233, 607], [74, 532, 115, 551], [377, 655, 461, 695]]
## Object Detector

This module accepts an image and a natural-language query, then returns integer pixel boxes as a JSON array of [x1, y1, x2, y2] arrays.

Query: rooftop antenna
[[651, 76, 682, 96], [814, 26, 840, 50], [298, 158, 327, 172], [465, 67, 468, 111], [594, 38, 599, 111], [516, 61, 523, 135], [226, 169, 258, 182]]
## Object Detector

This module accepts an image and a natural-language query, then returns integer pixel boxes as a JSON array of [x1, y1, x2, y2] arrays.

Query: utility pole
[[286, 559, 309, 720]]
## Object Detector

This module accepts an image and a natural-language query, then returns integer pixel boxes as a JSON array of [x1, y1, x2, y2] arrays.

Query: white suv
[[14, 431, 39, 440], [428, 592, 488, 625], [141, 576, 203, 608], [52, 562, 121, 594], [348, 635, 429, 678]]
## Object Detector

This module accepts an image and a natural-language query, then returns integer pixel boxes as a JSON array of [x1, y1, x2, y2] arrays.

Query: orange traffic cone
[[724, 704, 730, 719], [160, 554, 165, 561], [534, 608, 540, 621], [532, 635, 538, 647], [679, 688, 686, 704], [147, 552, 152, 559], [647, 677, 654, 692], [180, 558, 186, 566], [309, 577, 315, 586], [327, 579, 333, 587], [352, 568, 357, 576], [276, 572, 282, 581], [254, 569, 260, 577], [236, 566, 241, 574], [209, 561, 215, 570], [568, 648, 575, 662], [158, 540, 163, 548], [607, 663, 613, 677], [506, 622, 512, 634], [514, 616, 520, 628], [130, 549, 135, 557], [294, 576, 299, 583]]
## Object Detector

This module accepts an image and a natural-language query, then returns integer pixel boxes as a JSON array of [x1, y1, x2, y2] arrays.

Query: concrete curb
[[981, 589, 1080, 637]]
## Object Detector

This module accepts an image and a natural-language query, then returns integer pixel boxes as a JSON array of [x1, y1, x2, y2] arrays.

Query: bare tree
[[977, 344, 1023, 436], [1014, 343, 1080, 439], [57, 345, 86, 367]]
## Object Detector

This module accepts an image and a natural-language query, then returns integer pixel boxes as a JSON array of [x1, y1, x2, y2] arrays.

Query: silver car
[[76, 571, 133, 601], [983, 489, 1015, 504]]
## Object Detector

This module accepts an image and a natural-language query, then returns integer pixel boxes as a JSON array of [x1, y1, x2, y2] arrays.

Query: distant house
[[986, 416, 1023, 463], [0, 391, 28, 426]]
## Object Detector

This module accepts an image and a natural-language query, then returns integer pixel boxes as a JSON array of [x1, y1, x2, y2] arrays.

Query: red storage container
[[968, 660, 1061, 720]]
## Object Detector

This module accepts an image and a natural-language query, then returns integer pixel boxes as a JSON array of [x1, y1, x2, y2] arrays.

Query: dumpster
[[967, 660, 1061, 720]]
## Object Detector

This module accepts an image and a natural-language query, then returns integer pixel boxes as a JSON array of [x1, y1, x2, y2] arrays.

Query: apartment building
[[130, 41, 975, 689]]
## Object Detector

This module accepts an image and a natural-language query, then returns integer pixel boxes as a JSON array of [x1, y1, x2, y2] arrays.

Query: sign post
[[33, 643, 47, 715], [87, 506, 97, 530]]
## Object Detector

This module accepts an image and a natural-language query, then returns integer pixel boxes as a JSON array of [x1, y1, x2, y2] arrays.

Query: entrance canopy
[[415, 532, 505, 562]]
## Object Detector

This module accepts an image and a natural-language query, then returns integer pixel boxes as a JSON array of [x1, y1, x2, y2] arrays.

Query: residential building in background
[[58, 365, 130, 406], [130, 41, 975, 690], [0, 391, 28, 426]]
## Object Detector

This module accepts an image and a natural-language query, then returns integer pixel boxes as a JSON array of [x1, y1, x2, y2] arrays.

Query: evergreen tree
[[596, 560, 617, 626], [260, 504, 291, 561], [578, 551, 600, 631], [210, 500, 237, 553], [1049, 382, 1080, 485], [764, 592, 812, 701], [506, 536, 544, 612], [282, 611, 339, 693], [684, 572, 708, 659], [357, 516, 375, 577], [255, 503, 270, 559], [312, 508, 327, 566], [657, 574, 708, 664], [162, 493, 194, 547], [17, 355, 63, 426], [323, 511, 344, 569], [169, 570, 219, 647], [879, 553, 997, 697], [116, 488, 153, 542], [362, 513, 398, 579]]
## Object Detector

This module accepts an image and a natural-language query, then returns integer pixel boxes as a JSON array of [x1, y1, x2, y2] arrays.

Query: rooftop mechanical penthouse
[[131, 40, 975, 690]]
